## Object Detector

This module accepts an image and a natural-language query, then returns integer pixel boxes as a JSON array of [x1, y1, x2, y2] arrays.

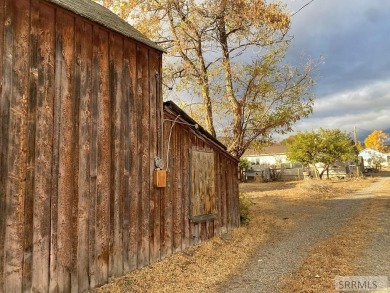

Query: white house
[[244, 145, 290, 169], [359, 148, 390, 167], [243, 145, 303, 181], [243, 144, 359, 180]]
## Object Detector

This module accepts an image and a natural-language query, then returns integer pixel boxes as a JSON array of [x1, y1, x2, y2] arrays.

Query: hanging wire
[[165, 115, 181, 171], [164, 115, 200, 170]]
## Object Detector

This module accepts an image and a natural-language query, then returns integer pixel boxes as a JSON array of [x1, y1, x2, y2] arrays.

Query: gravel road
[[354, 179, 390, 286], [219, 177, 390, 293]]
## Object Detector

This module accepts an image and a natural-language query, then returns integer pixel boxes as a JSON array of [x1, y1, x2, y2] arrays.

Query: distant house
[[243, 144, 359, 180], [243, 145, 303, 181], [359, 148, 390, 168], [244, 145, 289, 168]]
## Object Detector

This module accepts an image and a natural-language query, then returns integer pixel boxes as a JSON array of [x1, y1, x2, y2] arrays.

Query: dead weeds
[[90, 208, 290, 293], [279, 180, 389, 293], [241, 177, 376, 200], [89, 176, 379, 293]]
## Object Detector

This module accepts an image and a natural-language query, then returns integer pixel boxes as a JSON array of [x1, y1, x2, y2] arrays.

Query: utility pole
[[353, 126, 362, 177], [354, 126, 358, 146]]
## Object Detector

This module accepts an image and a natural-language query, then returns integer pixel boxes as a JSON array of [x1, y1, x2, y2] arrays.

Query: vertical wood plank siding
[[162, 109, 240, 260], [0, 0, 239, 292]]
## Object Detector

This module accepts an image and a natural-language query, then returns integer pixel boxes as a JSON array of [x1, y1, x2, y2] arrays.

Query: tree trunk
[[312, 164, 320, 178], [200, 80, 216, 137], [319, 165, 329, 180], [217, 14, 243, 158]]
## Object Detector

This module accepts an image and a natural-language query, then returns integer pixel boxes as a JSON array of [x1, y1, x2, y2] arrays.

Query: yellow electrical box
[[153, 169, 167, 188]]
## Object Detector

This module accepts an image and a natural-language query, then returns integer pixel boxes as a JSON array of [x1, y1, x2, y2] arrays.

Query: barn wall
[[0, 0, 163, 291], [0, 0, 239, 292], [162, 110, 240, 259]]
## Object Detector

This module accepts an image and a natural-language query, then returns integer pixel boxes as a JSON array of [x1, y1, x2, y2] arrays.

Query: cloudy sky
[[284, 0, 390, 141]]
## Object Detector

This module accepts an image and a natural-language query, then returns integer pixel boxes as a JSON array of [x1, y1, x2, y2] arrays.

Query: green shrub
[[239, 192, 253, 224]]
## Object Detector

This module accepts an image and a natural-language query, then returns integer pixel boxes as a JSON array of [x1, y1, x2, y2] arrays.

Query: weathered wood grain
[[227, 161, 233, 230], [161, 119, 173, 258], [95, 27, 111, 287], [190, 150, 215, 218], [109, 32, 124, 278], [137, 45, 150, 268], [181, 129, 190, 250], [75, 17, 93, 293], [221, 159, 228, 233], [56, 11, 75, 293], [0, 0, 5, 289], [0, 0, 239, 291], [121, 41, 131, 273], [124, 39, 138, 271], [3, 0, 30, 291], [89, 25, 100, 290], [50, 6, 62, 292], [31, 4, 55, 292], [232, 161, 240, 227], [214, 153, 222, 234], [173, 124, 183, 253], [23, 1, 39, 291], [149, 49, 161, 263]]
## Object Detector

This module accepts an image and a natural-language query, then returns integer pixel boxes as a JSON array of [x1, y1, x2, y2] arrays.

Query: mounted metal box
[[154, 169, 167, 188]]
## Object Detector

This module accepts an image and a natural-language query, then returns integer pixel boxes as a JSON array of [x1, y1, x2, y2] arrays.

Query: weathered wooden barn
[[0, 0, 239, 292]]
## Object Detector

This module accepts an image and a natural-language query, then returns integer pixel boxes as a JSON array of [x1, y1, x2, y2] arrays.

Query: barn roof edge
[[45, 0, 164, 52], [163, 101, 238, 162]]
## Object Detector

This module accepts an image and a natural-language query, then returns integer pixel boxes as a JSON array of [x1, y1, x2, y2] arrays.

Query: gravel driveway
[[219, 177, 390, 293]]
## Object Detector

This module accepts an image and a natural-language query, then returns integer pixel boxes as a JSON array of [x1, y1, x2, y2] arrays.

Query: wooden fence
[[0, 0, 239, 292]]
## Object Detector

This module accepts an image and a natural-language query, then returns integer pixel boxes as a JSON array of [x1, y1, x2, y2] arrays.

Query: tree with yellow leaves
[[364, 130, 389, 153], [94, 0, 317, 159]]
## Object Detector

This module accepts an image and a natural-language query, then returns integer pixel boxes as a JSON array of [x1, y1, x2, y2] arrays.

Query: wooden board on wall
[[123, 38, 138, 272], [181, 129, 190, 250], [190, 150, 216, 220], [31, 2, 55, 292], [56, 10, 76, 293], [23, 1, 39, 289], [109, 32, 124, 279], [161, 120, 173, 258], [95, 26, 111, 287], [149, 49, 161, 263], [75, 16, 93, 292], [0, 0, 5, 289], [173, 122, 182, 253], [3, 0, 30, 291], [137, 44, 150, 269]]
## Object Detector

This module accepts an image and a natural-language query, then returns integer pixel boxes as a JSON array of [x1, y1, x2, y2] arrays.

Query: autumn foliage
[[95, 0, 317, 159], [364, 130, 389, 153]]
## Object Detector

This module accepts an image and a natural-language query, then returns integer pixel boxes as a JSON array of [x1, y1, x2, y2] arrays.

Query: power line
[[291, 0, 315, 17]]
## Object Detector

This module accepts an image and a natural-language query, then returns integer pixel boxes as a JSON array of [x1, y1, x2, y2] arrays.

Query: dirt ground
[[89, 172, 390, 293], [223, 173, 390, 293]]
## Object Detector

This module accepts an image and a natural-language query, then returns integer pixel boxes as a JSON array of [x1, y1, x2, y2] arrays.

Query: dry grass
[[89, 176, 381, 293], [279, 180, 390, 293], [90, 204, 291, 293], [241, 177, 376, 200], [298, 177, 376, 199]]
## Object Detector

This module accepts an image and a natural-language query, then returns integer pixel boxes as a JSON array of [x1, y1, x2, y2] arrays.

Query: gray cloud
[[283, 0, 390, 139], [289, 79, 390, 140]]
